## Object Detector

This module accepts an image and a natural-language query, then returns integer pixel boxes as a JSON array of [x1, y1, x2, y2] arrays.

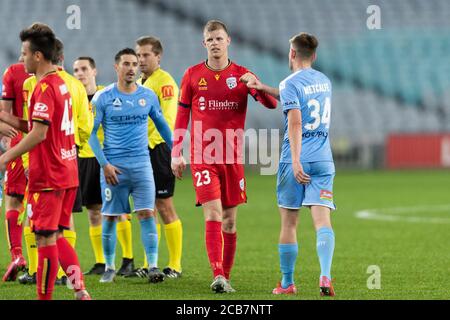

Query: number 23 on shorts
[[194, 170, 211, 187]]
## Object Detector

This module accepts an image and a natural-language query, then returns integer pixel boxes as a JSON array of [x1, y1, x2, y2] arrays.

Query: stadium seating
[[0, 0, 448, 151]]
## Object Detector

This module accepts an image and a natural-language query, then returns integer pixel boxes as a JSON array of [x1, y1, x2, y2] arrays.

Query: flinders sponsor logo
[[208, 100, 239, 111]]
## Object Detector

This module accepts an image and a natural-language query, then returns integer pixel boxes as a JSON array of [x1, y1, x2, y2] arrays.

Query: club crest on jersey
[[226, 77, 237, 89], [113, 97, 122, 106], [139, 98, 147, 107]]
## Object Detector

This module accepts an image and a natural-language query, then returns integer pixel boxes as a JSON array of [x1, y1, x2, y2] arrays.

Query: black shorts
[[72, 157, 103, 212], [149, 143, 175, 199]]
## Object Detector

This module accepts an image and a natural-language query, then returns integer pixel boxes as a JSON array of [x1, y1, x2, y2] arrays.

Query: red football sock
[[37, 245, 58, 300], [56, 237, 85, 291], [222, 231, 237, 280], [205, 221, 224, 278], [6, 210, 23, 258]]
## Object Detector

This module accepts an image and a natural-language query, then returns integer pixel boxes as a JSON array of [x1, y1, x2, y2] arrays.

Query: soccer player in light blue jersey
[[241, 33, 336, 296], [88, 48, 173, 284]]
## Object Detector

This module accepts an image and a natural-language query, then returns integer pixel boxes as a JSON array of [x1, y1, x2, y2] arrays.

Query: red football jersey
[[179, 61, 268, 164], [1, 63, 31, 146], [28, 73, 79, 192]]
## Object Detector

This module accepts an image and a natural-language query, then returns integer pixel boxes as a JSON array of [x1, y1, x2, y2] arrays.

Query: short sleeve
[[91, 90, 104, 124], [178, 68, 192, 108], [31, 81, 55, 125], [279, 79, 302, 114], [1, 67, 14, 100]]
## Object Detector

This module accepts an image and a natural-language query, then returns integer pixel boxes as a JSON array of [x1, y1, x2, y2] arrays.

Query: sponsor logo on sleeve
[[34, 102, 48, 112], [32, 102, 49, 119], [59, 84, 68, 95], [283, 101, 298, 107], [161, 85, 174, 99]]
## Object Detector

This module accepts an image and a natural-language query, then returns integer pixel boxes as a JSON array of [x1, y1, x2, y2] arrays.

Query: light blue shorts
[[100, 159, 155, 215], [277, 161, 336, 210]]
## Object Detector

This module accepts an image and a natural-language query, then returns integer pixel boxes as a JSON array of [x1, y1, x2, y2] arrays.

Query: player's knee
[[137, 210, 154, 220], [35, 231, 58, 247], [88, 210, 102, 226], [156, 198, 178, 224], [222, 218, 236, 233], [5, 195, 23, 211]]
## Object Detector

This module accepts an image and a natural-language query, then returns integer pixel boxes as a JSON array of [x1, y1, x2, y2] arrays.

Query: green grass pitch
[[0, 169, 449, 300]]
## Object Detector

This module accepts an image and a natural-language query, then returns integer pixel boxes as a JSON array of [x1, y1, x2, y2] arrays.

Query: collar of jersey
[[204, 59, 232, 72]]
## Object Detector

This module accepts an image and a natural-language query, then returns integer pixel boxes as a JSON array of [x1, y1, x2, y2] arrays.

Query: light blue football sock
[[102, 219, 117, 270], [140, 217, 158, 269], [279, 243, 298, 289], [316, 227, 335, 279]]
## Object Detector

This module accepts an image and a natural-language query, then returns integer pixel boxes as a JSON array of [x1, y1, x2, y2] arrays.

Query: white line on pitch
[[355, 204, 450, 224]]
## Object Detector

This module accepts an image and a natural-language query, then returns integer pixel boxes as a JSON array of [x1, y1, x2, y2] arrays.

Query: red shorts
[[5, 157, 27, 197], [28, 188, 77, 234], [191, 163, 247, 207]]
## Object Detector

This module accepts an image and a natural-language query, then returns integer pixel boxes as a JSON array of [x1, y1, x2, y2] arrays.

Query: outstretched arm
[[240, 73, 279, 105], [0, 109, 27, 134], [0, 121, 47, 172]]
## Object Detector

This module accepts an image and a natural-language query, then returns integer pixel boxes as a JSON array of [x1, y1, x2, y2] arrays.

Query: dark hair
[[136, 36, 163, 55], [203, 20, 229, 36], [19, 22, 56, 61], [76, 56, 96, 69], [290, 33, 319, 59], [51, 38, 64, 65], [114, 48, 137, 63]]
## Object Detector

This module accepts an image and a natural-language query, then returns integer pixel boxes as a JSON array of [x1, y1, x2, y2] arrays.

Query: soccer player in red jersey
[[0, 23, 90, 300], [0, 61, 31, 282], [171, 20, 277, 293]]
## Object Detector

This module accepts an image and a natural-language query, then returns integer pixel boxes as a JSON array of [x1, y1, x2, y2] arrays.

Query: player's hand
[[0, 123, 18, 139], [103, 163, 122, 185], [239, 73, 263, 90], [171, 156, 186, 180], [293, 161, 310, 185], [0, 136, 10, 153]]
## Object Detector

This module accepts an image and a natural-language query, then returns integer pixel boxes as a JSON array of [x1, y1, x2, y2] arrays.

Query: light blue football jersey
[[279, 68, 333, 163], [91, 83, 167, 163]]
